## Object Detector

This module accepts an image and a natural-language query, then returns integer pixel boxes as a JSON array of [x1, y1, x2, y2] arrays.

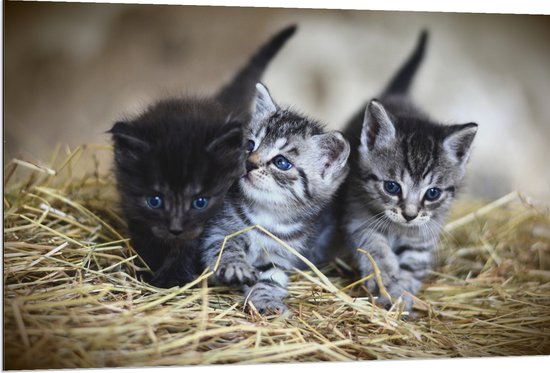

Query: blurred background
[[4, 2, 550, 201]]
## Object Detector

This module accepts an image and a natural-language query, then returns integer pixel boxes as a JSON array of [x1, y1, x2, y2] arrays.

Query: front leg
[[149, 244, 198, 288], [391, 243, 434, 311], [243, 268, 289, 315], [353, 231, 403, 309], [203, 232, 258, 287]]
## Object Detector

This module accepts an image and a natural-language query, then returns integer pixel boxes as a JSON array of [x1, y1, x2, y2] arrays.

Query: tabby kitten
[[341, 31, 478, 310], [110, 25, 297, 287], [200, 83, 350, 314]]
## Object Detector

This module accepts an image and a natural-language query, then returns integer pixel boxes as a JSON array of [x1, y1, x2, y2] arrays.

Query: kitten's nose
[[246, 160, 259, 172], [402, 213, 418, 222], [169, 228, 183, 236]]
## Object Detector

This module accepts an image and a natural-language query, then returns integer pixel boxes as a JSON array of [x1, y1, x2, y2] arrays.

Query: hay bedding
[[3, 145, 550, 369]]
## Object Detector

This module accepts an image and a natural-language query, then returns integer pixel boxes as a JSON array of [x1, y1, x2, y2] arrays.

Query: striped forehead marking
[[402, 134, 436, 183], [274, 138, 288, 150]]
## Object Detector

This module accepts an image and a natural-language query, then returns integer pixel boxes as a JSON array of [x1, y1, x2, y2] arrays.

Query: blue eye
[[192, 197, 209, 210], [425, 187, 442, 201], [383, 181, 401, 195], [246, 140, 255, 152], [146, 196, 163, 209], [273, 155, 292, 171]]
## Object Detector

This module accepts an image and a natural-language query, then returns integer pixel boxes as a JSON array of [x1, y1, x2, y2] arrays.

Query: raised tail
[[216, 24, 297, 121], [382, 30, 428, 97]]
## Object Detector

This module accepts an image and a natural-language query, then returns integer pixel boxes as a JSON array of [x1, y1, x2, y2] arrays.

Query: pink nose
[[246, 160, 259, 172]]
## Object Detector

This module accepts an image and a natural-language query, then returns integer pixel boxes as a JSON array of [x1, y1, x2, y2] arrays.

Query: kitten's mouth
[[242, 174, 257, 187], [401, 219, 427, 228]]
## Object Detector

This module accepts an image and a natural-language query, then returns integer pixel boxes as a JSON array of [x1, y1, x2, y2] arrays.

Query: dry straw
[[3, 145, 550, 369]]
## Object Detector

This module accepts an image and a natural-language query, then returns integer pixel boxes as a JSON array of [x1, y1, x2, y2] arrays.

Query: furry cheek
[[384, 208, 402, 223]]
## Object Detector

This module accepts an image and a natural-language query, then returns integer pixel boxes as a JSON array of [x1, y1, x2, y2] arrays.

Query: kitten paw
[[360, 268, 416, 313], [148, 256, 195, 289], [247, 297, 288, 315], [358, 255, 416, 311], [362, 270, 399, 299], [215, 259, 258, 286], [244, 283, 289, 315], [149, 274, 180, 289], [373, 279, 415, 314]]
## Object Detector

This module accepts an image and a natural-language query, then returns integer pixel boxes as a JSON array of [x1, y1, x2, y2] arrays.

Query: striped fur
[[340, 31, 478, 311], [200, 83, 350, 314]]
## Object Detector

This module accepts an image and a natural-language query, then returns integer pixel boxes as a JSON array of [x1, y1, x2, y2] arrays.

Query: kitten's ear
[[253, 82, 278, 120], [360, 100, 396, 151], [206, 120, 244, 154], [109, 121, 149, 152], [443, 122, 478, 165], [313, 131, 351, 181]]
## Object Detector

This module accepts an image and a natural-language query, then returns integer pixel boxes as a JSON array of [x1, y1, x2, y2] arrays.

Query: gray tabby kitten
[[341, 31, 478, 310], [201, 82, 350, 314]]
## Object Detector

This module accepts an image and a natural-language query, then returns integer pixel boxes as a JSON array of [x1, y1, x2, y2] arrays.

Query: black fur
[[110, 25, 297, 287]]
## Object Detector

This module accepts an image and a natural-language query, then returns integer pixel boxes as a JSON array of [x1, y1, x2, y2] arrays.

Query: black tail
[[383, 30, 428, 97], [216, 24, 297, 121]]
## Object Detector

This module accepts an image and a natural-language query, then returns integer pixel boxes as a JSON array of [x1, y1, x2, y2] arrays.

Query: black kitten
[[110, 25, 297, 287]]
